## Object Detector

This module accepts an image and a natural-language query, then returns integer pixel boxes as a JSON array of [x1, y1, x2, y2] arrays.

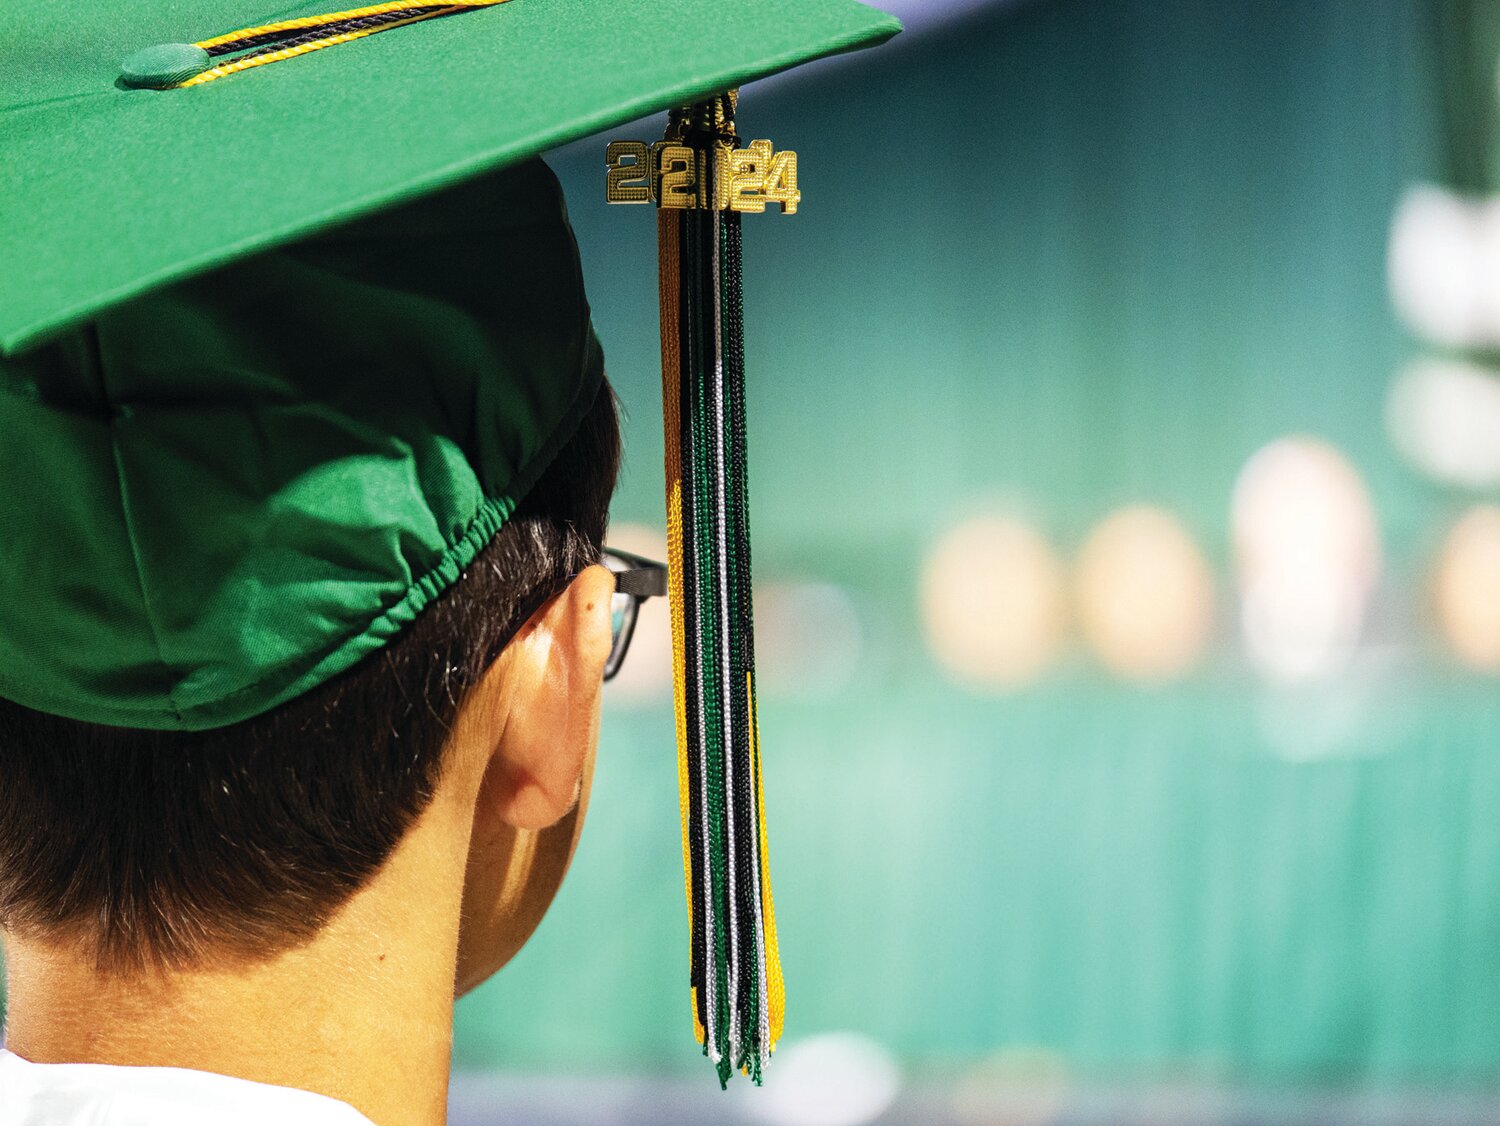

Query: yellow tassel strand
[[659, 211, 705, 1048], [749, 675, 784, 1047]]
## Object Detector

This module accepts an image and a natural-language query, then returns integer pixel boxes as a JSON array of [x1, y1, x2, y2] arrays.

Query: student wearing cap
[[0, 1, 898, 1124]]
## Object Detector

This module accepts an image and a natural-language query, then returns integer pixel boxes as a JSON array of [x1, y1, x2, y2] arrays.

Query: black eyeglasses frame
[[601, 548, 668, 681]]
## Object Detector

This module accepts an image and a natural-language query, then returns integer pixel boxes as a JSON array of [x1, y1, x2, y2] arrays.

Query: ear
[[485, 563, 615, 830]]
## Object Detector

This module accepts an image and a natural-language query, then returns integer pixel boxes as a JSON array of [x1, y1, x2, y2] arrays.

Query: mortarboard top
[[0, 0, 899, 1085], [0, 0, 899, 356]]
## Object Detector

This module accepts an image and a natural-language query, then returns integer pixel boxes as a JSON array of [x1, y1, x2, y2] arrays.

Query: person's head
[[0, 162, 621, 989], [0, 376, 621, 987]]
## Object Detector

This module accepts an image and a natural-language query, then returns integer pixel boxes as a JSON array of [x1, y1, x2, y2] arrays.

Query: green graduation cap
[[0, 0, 898, 1088]]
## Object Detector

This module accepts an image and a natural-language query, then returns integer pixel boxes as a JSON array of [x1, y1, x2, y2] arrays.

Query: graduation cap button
[[120, 43, 212, 89]]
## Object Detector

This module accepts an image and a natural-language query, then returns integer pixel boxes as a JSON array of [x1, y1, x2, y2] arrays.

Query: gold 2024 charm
[[605, 139, 799, 213]]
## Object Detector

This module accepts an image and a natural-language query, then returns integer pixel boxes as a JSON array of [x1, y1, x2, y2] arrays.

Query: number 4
[[762, 149, 799, 214]]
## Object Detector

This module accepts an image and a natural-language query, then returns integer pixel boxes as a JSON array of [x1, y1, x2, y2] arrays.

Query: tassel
[[657, 93, 785, 1086]]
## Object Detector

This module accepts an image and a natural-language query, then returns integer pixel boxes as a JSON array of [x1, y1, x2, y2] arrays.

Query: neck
[[1, 777, 477, 1126]]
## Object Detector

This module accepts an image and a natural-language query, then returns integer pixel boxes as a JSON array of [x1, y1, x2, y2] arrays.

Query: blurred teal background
[[454, 0, 1500, 1115]]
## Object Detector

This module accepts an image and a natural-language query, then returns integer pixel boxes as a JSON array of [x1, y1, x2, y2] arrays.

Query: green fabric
[[0, 161, 601, 729], [0, 0, 898, 729], [0, 0, 900, 356]]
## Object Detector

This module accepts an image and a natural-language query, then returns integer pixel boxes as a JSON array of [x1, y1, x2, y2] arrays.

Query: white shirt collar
[[0, 1048, 376, 1126]]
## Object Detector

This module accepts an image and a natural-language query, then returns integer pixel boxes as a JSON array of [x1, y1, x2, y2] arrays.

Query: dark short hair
[[0, 380, 621, 971]]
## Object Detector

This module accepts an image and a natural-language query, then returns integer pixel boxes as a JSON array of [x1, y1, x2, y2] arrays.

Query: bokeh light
[[1387, 185, 1500, 350], [1434, 505, 1500, 674], [920, 515, 1067, 689], [1074, 505, 1215, 682], [745, 1032, 901, 1126], [602, 522, 673, 705], [1386, 358, 1500, 489], [1232, 437, 1380, 682]]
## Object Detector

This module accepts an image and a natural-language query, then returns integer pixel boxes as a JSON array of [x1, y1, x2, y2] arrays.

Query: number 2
[[605, 141, 651, 204], [658, 144, 697, 209]]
